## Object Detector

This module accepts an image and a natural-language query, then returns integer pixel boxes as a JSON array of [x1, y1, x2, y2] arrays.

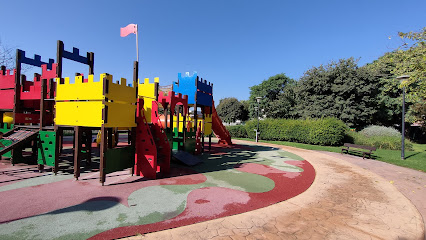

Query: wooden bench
[[341, 143, 376, 159]]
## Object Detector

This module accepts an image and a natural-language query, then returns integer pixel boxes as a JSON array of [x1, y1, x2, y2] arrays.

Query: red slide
[[212, 103, 232, 145]]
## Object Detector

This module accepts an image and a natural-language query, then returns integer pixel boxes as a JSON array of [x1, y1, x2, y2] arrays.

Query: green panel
[[0, 124, 14, 158], [105, 146, 135, 174], [37, 131, 56, 167]]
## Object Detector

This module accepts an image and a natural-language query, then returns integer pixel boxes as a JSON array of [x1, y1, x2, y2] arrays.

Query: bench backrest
[[343, 143, 376, 151]]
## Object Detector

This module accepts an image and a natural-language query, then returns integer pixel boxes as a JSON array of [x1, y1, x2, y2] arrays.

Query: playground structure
[[0, 40, 232, 185]]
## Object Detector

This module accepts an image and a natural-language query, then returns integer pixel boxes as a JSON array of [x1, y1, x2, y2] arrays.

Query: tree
[[216, 97, 246, 123], [0, 39, 14, 70], [365, 27, 426, 127], [248, 73, 296, 119], [394, 28, 426, 125], [364, 52, 402, 126], [294, 58, 379, 129], [239, 100, 250, 122]]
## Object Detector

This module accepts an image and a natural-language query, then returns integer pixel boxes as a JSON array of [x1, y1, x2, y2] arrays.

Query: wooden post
[[74, 126, 82, 180], [56, 40, 63, 79], [130, 127, 136, 176], [209, 106, 212, 151], [194, 104, 198, 142], [85, 128, 92, 166], [88, 52, 94, 75], [100, 76, 108, 185], [107, 128, 113, 148], [201, 106, 205, 153], [128, 130, 131, 144], [54, 126, 60, 174], [100, 125, 106, 185], [40, 78, 47, 130], [13, 49, 22, 124], [182, 107, 186, 150]]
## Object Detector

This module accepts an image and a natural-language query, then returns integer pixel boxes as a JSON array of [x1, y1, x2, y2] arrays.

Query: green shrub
[[347, 131, 413, 150], [243, 117, 347, 146], [226, 125, 248, 138], [360, 125, 401, 138]]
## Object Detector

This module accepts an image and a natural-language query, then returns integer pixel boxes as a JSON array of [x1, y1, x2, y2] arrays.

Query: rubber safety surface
[[0, 142, 315, 240]]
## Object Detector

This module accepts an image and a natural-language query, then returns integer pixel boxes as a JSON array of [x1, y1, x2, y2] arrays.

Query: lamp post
[[396, 75, 409, 160], [255, 97, 262, 142]]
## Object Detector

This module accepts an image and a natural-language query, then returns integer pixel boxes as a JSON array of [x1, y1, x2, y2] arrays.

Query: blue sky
[[1, 0, 425, 101]]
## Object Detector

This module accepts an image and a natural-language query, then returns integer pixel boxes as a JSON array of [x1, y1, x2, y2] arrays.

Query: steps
[[0, 128, 40, 155]]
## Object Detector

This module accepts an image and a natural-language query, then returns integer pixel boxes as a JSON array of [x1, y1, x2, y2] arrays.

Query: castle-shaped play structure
[[0, 40, 231, 185]]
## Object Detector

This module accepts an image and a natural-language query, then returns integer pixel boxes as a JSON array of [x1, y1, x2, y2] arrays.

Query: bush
[[360, 125, 401, 138], [242, 117, 348, 146], [226, 125, 248, 138], [347, 131, 413, 150]]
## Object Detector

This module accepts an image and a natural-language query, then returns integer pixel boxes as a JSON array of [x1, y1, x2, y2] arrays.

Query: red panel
[[20, 74, 41, 100], [41, 63, 57, 97], [14, 113, 53, 124], [134, 99, 158, 179], [0, 68, 16, 89], [0, 90, 15, 109], [20, 63, 57, 101], [150, 101, 171, 174], [158, 91, 189, 116]]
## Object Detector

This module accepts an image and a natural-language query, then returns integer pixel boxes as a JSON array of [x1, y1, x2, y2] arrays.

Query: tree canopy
[[365, 27, 426, 126], [248, 73, 296, 119], [216, 97, 247, 123], [294, 58, 379, 128]]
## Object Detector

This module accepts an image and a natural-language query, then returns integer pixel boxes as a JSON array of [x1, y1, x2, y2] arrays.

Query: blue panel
[[196, 92, 213, 107], [62, 47, 89, 65], [18, 49, 54, 70], [173, 72, 197, 105], [197, 78, 213, 95]]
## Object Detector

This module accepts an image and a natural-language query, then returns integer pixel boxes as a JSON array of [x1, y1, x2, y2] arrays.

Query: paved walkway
[[319, 150, 426, 240], [125, 140, 425, 240]]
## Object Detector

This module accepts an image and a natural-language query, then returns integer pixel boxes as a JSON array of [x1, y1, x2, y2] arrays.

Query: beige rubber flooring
[[124, 140, 425, 240]]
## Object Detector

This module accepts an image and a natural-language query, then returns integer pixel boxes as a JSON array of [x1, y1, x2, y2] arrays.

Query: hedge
[[226, 117, 348, 146], [226, 125, 248, 138]]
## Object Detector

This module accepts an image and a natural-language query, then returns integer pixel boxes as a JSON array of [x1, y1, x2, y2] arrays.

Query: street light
[[396, 75, 409, 160], [255, 97, 262, 142]]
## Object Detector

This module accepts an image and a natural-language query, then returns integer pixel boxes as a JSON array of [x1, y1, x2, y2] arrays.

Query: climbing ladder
[[0, 128, 40, 155], [149, 101, 171, 174], [134, 99, 172, 179]]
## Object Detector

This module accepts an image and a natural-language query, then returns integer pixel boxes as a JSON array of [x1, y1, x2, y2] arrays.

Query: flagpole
[[136, 24, 139, 62]]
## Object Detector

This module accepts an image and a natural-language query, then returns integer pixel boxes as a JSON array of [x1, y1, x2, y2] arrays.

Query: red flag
[[120, 24, 137, 37]]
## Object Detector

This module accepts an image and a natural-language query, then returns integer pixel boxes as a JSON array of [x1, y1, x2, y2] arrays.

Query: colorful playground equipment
[[0, 40, 232, 185]]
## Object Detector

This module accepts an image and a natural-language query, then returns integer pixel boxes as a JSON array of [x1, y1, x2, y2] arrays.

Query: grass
[[235, 138, 426, 172]]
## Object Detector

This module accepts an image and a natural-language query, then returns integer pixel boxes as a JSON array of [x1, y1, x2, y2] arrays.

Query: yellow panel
[[143, 97, 154, 123], [105, 101, 137, 128], [55, 101, 136, 128], [55, 75, 104, 101], [104, 74, 137, 104], [138, 78, 159, 123], [55, 101, 103, 127], [173, 113, 185, 132], [204, 114, 212, 135], [138, 77, 158, 99]]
